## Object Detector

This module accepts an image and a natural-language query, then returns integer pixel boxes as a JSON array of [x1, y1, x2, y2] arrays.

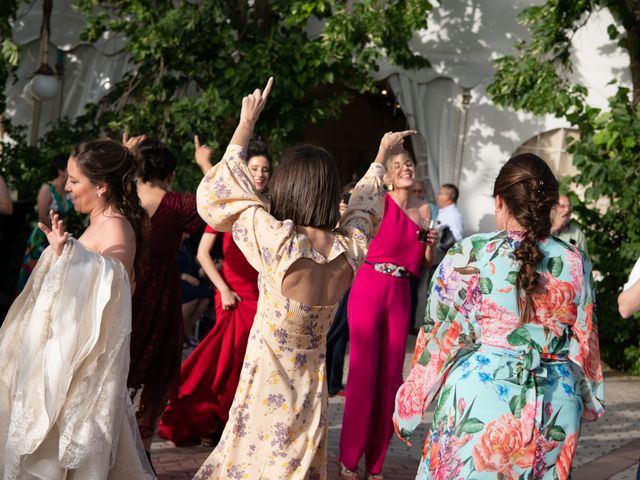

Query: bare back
[[281, 228, 353, 306]]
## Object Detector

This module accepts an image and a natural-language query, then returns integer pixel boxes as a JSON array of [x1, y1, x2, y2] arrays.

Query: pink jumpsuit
[[340, 193, 426, 474]]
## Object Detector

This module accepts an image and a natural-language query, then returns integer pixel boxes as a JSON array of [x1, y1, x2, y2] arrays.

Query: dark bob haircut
[[268, 144, 341, 229]]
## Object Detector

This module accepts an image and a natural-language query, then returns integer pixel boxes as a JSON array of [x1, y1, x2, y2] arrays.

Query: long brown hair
[[70, 138, 149, 273], [493, 153, 559, 322], [268, 144, 341, 229]]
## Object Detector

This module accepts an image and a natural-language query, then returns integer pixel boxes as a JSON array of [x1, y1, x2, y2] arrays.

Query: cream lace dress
[[0, 240, 155, 479], [193, 144, 386, 479]]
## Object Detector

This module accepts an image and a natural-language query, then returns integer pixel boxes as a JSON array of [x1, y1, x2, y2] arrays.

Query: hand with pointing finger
[[230, 77, 274, 149], [375, 130, 417, 164], [194, 134, 214, 173], [38, 210, 69, 256], [239, 77, 273, 128]]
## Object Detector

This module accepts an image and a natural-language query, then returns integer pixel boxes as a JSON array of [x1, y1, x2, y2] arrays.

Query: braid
[[513, 182, 547, 321], [493, 154, 559, 323]]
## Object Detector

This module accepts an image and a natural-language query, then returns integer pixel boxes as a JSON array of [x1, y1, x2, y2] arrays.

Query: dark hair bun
[[134, 138, 178, 183]]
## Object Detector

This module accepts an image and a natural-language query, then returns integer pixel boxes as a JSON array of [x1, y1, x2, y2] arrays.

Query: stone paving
[[152, 336, 640, 479]]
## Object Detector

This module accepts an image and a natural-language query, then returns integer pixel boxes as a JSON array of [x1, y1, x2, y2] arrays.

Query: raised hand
[[122, 131, 147, 151], [239, 77, 273, 127], [38, 210, 69, 256], [230, 77, 274, 149], [194, 134, 214, 173], [375, 130, 417, 164]]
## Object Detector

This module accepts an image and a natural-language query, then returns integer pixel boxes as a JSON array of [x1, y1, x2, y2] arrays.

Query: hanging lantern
[[30, 0, 58, 101], [31, 63, 58, 101]]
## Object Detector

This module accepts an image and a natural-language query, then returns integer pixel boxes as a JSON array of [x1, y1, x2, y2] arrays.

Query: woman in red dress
[[125, 135, 211, 459], [158, 140, 271, 446]]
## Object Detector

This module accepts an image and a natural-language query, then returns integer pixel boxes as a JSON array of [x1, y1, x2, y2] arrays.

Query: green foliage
[[71, 0, 433, 190], [488, 1, 640, 373], [0, 0, 20, 113]]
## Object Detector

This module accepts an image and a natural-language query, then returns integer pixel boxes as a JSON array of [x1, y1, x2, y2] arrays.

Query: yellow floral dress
[[193, 144, 386, 480]]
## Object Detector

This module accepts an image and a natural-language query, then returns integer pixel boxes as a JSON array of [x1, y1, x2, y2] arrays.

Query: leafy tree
[[487, 1, 640, 372], [0, 0, 20, 138], [73, 0, 434, 189]]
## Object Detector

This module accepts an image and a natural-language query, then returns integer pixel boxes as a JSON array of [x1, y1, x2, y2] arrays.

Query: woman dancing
[[339, 150, 438, 479], [394, 153, 604, 480], [193, 78, 413, 479], [159, 140, 272, 446], [125, 136, 206, 456], [0, 139, 154, 478]]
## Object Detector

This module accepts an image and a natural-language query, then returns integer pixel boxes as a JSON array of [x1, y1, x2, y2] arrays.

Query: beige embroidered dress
[[0, 240, 155, 479], [193, 145, 385, 480]]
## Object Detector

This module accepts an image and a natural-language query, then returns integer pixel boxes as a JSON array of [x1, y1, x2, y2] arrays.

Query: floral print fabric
[[193, 144, 386, 479], [394, 230, 604, 480]]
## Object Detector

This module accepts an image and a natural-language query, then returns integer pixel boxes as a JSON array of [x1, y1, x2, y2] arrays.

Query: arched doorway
[[303, 84, 411, 187], [513, 127, 579, 178]]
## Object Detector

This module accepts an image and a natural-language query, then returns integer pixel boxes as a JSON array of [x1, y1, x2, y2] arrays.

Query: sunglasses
[[342, 192, 351, 204]]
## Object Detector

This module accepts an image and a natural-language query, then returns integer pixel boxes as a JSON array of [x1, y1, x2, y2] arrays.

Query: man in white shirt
[[435, 183, 464, 244]]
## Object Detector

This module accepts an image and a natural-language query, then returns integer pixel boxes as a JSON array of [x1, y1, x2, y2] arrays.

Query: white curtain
[[388, 74, 465, 195], [6, 41, 130, 137]]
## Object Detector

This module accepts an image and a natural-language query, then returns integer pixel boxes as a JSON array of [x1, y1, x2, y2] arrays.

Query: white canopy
[[6, 0, 631, 233]]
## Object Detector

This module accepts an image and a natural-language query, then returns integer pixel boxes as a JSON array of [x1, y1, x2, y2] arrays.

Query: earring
[[97, 192, 102, 198], [387, 184, 394, 191]]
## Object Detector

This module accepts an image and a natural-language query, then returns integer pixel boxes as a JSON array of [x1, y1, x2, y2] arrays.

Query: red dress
[[127, 191, 202, 439], [158, 225, 259, 445]]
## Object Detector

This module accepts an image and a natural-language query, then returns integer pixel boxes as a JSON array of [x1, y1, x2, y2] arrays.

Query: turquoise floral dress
[[394, 230, 604, 480]]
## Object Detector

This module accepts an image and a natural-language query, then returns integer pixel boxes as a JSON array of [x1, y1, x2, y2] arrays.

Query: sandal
[[339, 462, 358, 479], [366, 474, 384, 480]]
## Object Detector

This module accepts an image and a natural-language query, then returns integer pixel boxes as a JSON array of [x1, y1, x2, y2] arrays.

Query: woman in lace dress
[[0, 139, 154, 479], [394, 153, 604, 480], [193, 79, 414, 480]]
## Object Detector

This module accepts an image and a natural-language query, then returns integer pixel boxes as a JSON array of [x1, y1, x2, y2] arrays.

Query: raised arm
[[197, 77, 273, 231], [230, 77, 272, 150], [340, 130, 417, 265], [197, 79, 294, 272]]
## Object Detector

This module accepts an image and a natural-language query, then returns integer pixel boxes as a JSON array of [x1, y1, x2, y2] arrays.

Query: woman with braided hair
[[394, 153, 604, 480]]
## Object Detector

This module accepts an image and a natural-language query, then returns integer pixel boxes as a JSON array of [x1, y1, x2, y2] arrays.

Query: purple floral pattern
[[194, 144, 386, 479]]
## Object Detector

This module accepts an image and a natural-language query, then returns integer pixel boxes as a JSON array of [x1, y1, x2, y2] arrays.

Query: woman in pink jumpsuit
[[339, 150, 438, 479]]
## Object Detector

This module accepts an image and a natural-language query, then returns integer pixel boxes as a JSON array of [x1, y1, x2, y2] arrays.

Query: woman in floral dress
[[193, 78, 414, 479], [394, 153, 604, 480]]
